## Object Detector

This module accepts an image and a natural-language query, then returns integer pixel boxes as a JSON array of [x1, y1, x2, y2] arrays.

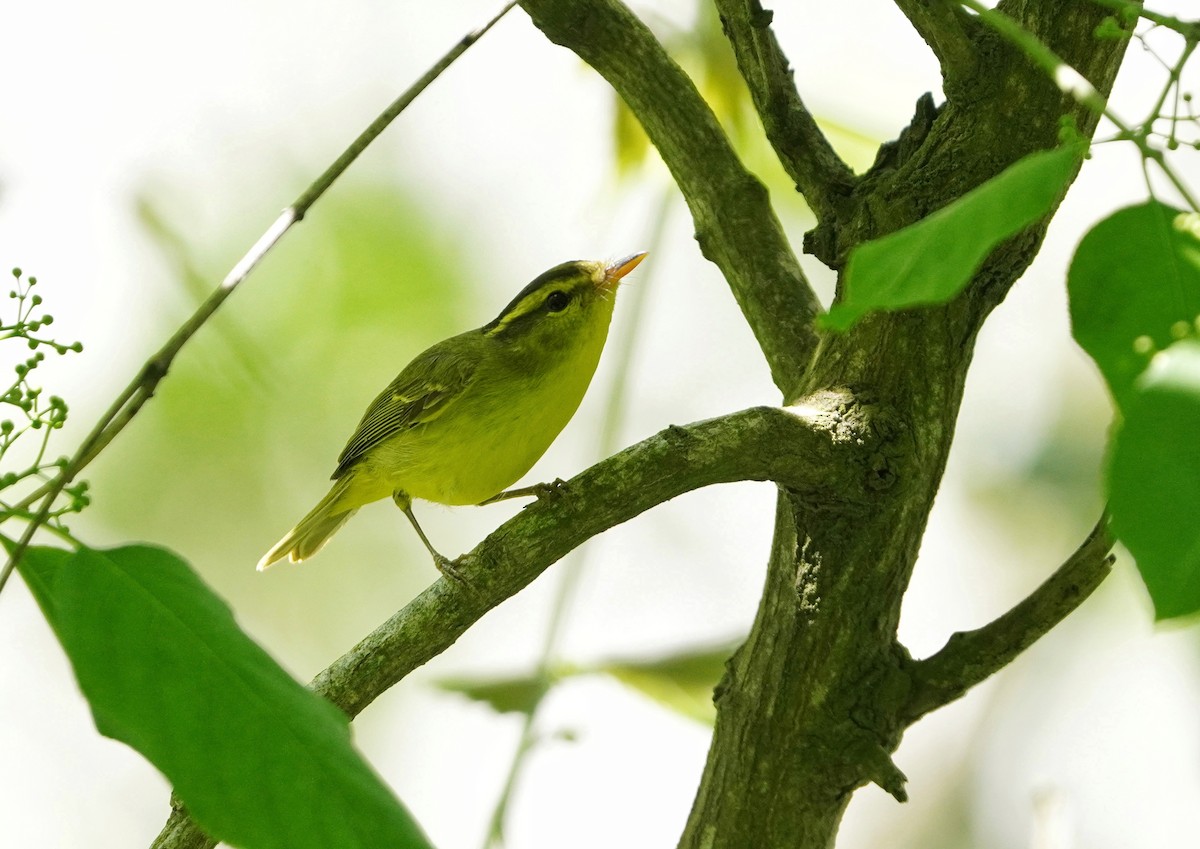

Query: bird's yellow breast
[[348, 309, 611, 507]]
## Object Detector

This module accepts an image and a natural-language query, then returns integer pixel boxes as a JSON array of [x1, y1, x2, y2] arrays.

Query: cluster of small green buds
[[0, 267, 87, 528], [63, 480, 91, 513], [6, 268, 83, 355]]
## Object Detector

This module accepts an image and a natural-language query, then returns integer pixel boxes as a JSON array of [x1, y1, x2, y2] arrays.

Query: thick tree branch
[[902, 516, 1115, 723], [519, 0, 822, 401], [893, 0, 978, 82], [314, 399, 877, 717], [712, 0, 857, 222], [151, 396, 888, 849]]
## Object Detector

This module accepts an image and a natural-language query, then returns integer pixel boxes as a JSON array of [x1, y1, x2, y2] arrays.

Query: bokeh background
[[2, 1, 1198, 847]]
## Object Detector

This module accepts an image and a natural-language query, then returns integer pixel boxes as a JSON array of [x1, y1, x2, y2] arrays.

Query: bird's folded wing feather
[[332, 340, 479, 480]]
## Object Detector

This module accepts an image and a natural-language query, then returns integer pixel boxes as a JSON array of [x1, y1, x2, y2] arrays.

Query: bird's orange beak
[[601, 252, 647, 289]]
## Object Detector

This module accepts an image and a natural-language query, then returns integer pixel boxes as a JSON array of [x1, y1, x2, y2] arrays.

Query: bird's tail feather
[[257, 477, 358, 571]]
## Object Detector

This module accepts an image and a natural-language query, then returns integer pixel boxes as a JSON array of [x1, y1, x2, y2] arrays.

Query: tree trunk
[[670, 2, 1134, 846]]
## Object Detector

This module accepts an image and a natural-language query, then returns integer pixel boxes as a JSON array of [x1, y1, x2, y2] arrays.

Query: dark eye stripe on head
[[485, 261, 591, 335]]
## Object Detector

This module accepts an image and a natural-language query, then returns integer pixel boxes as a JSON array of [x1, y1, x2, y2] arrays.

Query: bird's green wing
[[332, 336, 480, 480]]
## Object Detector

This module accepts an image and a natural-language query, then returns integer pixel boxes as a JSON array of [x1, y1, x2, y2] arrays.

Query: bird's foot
[[529, 477, 569, 503], [478, 478, 570, 506], [434, 553, 471, 588]]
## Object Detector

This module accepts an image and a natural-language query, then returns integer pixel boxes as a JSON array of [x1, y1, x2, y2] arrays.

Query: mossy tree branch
[[151, 396, 886, 849], [894, 0, 979, 83], [712, 0, 858, 222], [313, 397, 884, 718], [519, 0, 823, 401]]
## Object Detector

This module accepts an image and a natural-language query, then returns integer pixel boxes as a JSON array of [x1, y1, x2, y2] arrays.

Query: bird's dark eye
[[545, 290, 570, 312]]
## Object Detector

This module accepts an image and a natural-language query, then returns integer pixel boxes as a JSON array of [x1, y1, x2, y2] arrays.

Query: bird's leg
[[392, 492, 467, 584], [478, 478, 570, 506]]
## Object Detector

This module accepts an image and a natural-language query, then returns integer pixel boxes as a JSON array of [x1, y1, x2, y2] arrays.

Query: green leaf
[[1109, 340, 1200, 620], [16, 544, 432, 849], [601, 643, 736, 725], [1068, 201, 1200, 412], [824, 144, 1083, 330]]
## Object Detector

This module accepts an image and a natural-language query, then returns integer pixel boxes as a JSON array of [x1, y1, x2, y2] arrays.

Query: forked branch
[[314, 401, 869, 717], [903, 515, 1115, 723]]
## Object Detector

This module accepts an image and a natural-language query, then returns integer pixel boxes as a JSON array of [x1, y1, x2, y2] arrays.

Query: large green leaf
[[824, 144, 1083, 330], [17, 544, 432, 849], [14, 543, 69, 619], [1109, 340, 1200, 620], [1068, 201, 1200, 412]]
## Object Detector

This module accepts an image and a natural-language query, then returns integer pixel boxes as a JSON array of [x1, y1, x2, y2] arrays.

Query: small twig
[[1087, 0, 1200, 39], [712, 0, 858, 221], [0, 1, 518, 600], [481, 709, 539, 849], [0, 514, 79, 547], [960, 0, 1200, 212], [902, 515, 1115, 723], [893, 0, 978, 81]]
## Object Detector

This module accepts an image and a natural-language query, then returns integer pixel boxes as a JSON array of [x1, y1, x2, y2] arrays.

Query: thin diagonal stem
[[1087, 0, 1199, 39], [0, 1, 518, 600]]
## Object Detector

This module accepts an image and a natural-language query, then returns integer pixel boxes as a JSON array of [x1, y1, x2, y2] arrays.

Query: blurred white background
[[2, 1, 1198, 847]]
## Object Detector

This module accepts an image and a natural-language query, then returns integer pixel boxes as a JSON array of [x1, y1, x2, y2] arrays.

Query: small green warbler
[[257, 252, 646, 573]]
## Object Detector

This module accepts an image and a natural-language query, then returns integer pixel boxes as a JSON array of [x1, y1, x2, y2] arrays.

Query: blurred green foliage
[[611, 5, 879, 208], [601, 642, 733, 724], [439, 673, 550, 717], [96, 176, 470, 582], [439, 641, 739, 725]]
